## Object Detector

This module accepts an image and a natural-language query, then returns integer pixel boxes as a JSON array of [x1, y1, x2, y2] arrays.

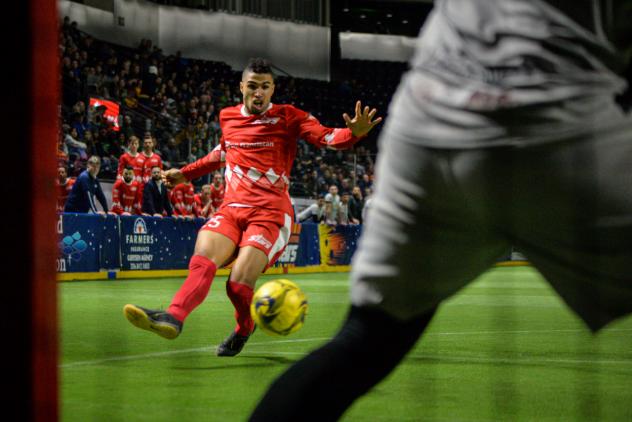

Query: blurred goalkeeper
[[123, 58, 381, 356], [251, 0, 632, 420]]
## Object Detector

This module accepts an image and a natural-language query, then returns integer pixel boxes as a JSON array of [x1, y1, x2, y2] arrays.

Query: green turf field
[[60, 267, 632, 421]]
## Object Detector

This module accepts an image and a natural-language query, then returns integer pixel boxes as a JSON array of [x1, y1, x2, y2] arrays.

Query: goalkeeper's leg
[[249, 305, 436, 421]]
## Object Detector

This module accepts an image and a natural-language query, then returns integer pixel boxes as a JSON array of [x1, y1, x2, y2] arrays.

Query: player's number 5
[[207, 215, 224, 228]]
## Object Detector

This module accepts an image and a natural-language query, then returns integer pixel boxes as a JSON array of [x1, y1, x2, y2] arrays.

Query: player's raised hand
[[343, 100, 383, 138], [162, 168, 186, 188]]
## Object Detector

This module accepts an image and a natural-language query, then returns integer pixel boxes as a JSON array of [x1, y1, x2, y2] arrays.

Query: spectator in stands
[[93, 128, 120, 178], [64, 156, 108, 214], [297, 194, 326, 224], [194, 184, 213, 219], [362, 187, 373, 223], [324, 184, 341, 223], [142, 165, 172, 217], [358, 172, 373, 196], [140, 133, 163, 183], [118, 135, 143, 182], [349, 185, 364, 224], [323, 195, 337, 226], [110, 166, 142, 215], [339, 191, 352, 225], [161, 136, 185, 170], [171, 181, 196, 219], [64, 126, 88, 165], [56, 166, 75, 213]]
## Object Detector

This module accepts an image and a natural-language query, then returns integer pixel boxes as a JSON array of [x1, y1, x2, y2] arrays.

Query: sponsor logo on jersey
[[249, 116, 280, 125], [225, 140, 275, 149], [248, 234, 273, 249]]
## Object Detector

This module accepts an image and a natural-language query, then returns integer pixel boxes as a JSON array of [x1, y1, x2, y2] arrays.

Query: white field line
[[60, 337, 331, 369], [61, 328, 632, 369]]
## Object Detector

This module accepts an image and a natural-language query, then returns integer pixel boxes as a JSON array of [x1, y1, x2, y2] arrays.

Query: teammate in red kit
[[170, 181, 196, 219], [110, 166, 142, 215], [209, 171, 225, 214], [117, 135, 144, 183], [140, 133, 163, 183], [56, 166, 75, 212], [194, 184, 213, 219], [123, 58, 382, 356]]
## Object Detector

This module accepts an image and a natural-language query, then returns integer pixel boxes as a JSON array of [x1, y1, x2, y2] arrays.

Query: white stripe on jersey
[[267, 213, 292, 262]]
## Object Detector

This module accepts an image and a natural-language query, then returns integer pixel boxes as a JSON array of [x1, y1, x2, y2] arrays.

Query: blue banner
[[119, 216, 205, 270], [57, 213, 362, 273], [57, 213, 119, 273]]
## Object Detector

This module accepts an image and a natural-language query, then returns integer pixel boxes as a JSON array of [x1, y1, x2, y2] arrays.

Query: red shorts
[[200, 206, 293, 269]]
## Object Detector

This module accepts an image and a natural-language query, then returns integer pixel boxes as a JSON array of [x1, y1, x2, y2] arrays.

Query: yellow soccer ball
[[251, 279, 308, 336]]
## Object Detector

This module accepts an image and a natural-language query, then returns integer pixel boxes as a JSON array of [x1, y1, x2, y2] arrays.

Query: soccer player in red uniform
[[209, 171, 225, 213], [56, 166, 75, 212], [140, 133, 163, 183], [123, 58, 382, 356], [170, 181, 196, 219], [117, 135, 143, 182], [110, 166, 142, 215], [194, 184, 213, 219]]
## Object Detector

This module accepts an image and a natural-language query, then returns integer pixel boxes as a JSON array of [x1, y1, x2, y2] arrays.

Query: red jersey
[[210, 183, 225, 210], [171, 183, 195, 217], [141, 152, 163, 183], [194, 193, 213, 219], [180, 104, 362, 215], [110, 179, 142, 215], [118, 152, 144, 182], [56, 178, 75, 212]]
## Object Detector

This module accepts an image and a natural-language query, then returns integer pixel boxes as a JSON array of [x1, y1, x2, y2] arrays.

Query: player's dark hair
[[125, 165, 134, 171], [243, 58, 274, 79]]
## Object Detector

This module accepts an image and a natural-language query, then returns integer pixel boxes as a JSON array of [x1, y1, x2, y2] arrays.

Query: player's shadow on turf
[[172, 355, 298, 371]]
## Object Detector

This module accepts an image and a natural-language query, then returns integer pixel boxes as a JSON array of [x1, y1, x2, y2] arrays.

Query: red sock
[[168, 255, 217, 322], [226, 281, 255, 336]]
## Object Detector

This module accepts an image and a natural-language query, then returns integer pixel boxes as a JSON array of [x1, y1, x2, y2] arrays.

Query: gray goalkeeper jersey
[[395, 0, 629, 148]]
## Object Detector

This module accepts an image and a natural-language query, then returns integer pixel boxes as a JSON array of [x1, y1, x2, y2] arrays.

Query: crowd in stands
[[57, 17, 398, 223]]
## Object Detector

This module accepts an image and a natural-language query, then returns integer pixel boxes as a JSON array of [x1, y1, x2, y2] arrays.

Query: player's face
[[123, 169, 134, 183], [202, 187, 211, 199], [240, 71, 274, 115], [144, 138, 154, 152], [129, 139, 139, 152], [213, 174, 222, 185], [58, 167, 67, 181]]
